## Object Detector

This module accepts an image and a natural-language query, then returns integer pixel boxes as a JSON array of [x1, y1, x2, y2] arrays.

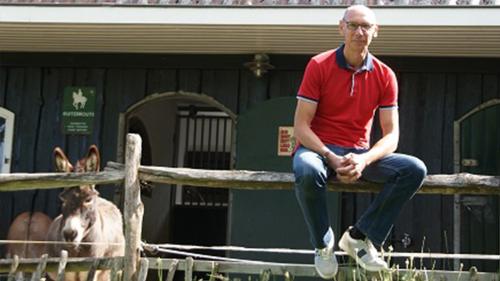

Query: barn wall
[[0, 52, 499, 263]]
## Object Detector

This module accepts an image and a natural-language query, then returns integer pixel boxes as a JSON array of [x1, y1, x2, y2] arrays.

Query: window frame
[[0, 107, 15, 173]]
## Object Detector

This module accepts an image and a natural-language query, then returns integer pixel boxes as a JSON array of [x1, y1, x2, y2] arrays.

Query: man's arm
[[294, 99, 343, 169], [363, 108, 400, 165], [337, 108, 399, 182]]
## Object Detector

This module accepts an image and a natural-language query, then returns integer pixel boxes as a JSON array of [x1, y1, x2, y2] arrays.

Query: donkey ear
[[53, 147, 73, 173], [85, 145, 100, 172]]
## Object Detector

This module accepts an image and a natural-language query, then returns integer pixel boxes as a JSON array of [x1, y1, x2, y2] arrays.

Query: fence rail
[[0, 162, 499, 194], [0, 256, 123, 273], [1, 133, 500, 281]]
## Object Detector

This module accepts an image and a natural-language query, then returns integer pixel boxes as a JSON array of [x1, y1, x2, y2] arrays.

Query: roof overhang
[[1, 5, 500, 57]]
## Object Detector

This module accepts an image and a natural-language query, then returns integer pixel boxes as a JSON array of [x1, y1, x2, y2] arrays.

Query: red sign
[[278, 127, 296, 156]]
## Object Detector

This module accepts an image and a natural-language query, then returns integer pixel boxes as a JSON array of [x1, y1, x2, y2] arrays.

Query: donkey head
[[53, 145, 100, 247]]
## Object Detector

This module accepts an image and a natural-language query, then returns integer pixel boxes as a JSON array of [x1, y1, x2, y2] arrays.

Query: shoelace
[[362, 239, 379, 259], [318, 247, 334, 261]]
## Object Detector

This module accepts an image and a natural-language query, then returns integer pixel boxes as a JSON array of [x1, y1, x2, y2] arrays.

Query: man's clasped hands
[[327, 152, 368, 184]]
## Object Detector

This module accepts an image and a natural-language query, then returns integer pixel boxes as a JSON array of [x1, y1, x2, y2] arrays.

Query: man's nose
[[355, 26, 364, 35]]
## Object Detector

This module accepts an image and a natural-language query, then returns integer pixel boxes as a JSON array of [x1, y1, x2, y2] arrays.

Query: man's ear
[[339, 20, 345, 36], [373, 25, 379, 38]]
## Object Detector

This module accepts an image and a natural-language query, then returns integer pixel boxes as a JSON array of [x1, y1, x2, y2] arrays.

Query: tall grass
[[155, 243, 490, 281]]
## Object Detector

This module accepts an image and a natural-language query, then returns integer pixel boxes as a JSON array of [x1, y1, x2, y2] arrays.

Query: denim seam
[[358, 169, 415, 246], [356, 182, 396, 246]]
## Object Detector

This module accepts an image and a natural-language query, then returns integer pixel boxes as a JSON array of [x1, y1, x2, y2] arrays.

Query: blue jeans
[[293, 145, 427, 248]]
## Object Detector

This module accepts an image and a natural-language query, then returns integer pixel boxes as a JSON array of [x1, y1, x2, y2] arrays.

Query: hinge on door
[[461, 159, 479, 167]]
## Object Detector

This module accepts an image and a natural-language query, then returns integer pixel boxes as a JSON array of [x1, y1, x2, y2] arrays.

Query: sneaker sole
[[316, 263, 338, 279], [315, 254, 338, 279]]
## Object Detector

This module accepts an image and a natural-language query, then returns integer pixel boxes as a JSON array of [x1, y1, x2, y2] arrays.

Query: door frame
[[116, 91, 237, 244], [116, 91, 236, 164], [453, 98, 500, 270], [0, 107, 15, 173]]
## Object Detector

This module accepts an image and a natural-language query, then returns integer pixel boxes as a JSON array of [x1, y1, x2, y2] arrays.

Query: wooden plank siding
[[238, 71, 270, 114], [3, 68, 43, 248], [146, 69, 177, 97], [0, 68, 6, 107], [0, 53, 499, 268], [441, 73, 458, 270]]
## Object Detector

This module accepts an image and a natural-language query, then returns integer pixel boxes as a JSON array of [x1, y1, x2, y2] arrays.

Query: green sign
[[62, 87, 96, 135]]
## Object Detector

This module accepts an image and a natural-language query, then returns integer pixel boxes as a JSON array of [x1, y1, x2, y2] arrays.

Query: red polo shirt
[[297, 44, 398, 149]]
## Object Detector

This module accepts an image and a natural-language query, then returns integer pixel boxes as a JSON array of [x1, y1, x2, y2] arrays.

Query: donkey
[[6, 211, 53, 280], [46, 145, 125, 281]]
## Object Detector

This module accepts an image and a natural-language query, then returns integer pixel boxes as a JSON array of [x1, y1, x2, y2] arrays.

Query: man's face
[[339, 8, 378, 51]]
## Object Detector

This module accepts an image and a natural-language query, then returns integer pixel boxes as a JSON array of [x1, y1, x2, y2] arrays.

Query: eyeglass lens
[[346, 22, 373, 31]]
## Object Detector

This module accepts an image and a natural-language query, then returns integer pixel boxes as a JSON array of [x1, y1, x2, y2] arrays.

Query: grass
[[333, 243, 472, 281], [154, 261, 495, 281], [154, 241, 499, 281], [154, 257, 473, 281]]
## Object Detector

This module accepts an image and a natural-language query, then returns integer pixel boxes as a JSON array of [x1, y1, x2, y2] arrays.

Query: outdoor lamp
[[244, 53, 275, 78]]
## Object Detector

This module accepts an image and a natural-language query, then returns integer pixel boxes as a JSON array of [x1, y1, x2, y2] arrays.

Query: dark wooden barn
[[0, 2, 499, 276]]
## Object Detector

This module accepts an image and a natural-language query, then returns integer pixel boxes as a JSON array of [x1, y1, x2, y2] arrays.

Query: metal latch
[[461, 159, 479, 167], [402, 233, 411, 248]]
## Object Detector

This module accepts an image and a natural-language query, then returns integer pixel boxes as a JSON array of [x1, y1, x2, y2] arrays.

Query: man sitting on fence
[[292, 5, 427, 278]]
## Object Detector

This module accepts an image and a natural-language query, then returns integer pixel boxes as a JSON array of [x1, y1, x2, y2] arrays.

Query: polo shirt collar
[[335, 44, 374, 72]]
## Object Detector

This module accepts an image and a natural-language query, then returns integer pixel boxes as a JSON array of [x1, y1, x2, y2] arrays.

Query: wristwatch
[[322, 150, 331, 163]]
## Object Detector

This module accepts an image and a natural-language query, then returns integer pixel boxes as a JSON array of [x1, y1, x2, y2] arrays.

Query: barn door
[[230, 97, 341, 264], [457, 101, 500, 272]]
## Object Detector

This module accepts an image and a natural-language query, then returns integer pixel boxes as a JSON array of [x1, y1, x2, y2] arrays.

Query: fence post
[[123, 133, 144, 281]]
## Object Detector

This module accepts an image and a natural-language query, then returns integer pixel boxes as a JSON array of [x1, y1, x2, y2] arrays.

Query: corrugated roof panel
[[1, 23, 500, 56], [0, 0, 499, 5]]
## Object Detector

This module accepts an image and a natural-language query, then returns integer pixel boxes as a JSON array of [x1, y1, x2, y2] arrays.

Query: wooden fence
[[0, 133, 499, 281], [0, 252, 125, 281]]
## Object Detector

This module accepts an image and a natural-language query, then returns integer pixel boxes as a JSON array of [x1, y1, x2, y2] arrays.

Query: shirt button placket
[[351, 70, 360, 96]]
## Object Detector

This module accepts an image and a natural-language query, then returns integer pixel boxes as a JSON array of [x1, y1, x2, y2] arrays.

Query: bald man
[[293, 5, 427, 278]]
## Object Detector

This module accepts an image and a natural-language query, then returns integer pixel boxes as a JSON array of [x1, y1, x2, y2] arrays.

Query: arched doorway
[[454, 99, 500, 272], [117, 92, 236, 250]]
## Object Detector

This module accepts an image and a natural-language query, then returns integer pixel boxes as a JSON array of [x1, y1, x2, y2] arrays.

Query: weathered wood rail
[[0, 162, 499, 195], [0, 251, 125, 281], [0, 256, 122, 274], [1, 133, 500, 281]]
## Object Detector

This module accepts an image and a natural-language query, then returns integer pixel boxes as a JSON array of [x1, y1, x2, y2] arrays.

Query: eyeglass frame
[[342, 19, 376, 32]]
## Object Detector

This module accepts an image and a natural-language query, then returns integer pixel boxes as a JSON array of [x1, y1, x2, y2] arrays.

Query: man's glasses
[[344, 21, 375, 31]]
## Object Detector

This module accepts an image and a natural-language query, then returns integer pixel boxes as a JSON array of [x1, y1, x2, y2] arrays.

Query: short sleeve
[[379, 69, 398, 110], [297, 59, 321, 104]]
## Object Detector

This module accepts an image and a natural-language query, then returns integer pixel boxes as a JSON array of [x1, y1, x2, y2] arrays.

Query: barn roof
[[0, 3, 500, 57], [0, 0, 498, 5]]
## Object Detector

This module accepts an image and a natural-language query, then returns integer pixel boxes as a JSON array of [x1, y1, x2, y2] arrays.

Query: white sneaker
[[314, 228, 338, 279], [338, 228, 388, 272]]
